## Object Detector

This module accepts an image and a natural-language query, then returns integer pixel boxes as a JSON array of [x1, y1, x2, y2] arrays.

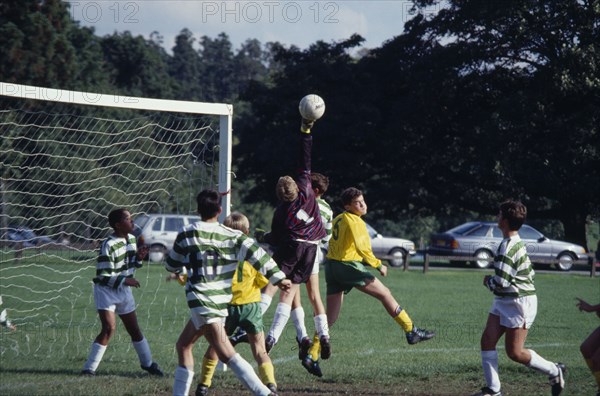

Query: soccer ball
[[299, 94, 325, 121]]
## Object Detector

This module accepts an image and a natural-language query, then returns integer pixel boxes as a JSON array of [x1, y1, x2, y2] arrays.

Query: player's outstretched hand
[[277, 279, 292, 291], [137, 245, 149, 261], [378, 264, 388, 277], [124, 278, 140, 288], [301, 118, 315, 133]]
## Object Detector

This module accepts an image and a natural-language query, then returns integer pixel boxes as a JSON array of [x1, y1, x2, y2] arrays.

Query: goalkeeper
[[324, 187, 435, 349], [256, 117, 332, 361]]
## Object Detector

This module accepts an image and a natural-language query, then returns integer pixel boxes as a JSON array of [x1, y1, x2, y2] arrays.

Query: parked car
[[428, 221, 588, 271], [365, 223, 417, 267], [133, 214, 201, 262], [5, 226, 55, 247]]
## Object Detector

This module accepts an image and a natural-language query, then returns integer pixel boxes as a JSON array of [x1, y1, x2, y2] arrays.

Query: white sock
[[227, 353, 271, 396], [268, 303, 291, 343], [527, 349, 559, 376], [260, 293, 273, 315], [314, 314, 329, 338], [133, 337, 153, 368], [481, 350, 501, 392], [173, 366, 194, 396], [291, 307, 308, 341], [83, 342, 107, 372]]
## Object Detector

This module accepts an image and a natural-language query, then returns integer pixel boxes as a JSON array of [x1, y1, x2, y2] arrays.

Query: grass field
[[0, 251, 598, 395]]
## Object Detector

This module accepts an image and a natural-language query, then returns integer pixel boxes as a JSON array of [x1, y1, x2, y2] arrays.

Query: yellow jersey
[[230, 260, 269, 306], [326, 211, 382, 269]]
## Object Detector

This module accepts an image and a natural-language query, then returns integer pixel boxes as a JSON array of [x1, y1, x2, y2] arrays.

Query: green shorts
[[225, 302, 264, 335], [324, 259, 375, 295]]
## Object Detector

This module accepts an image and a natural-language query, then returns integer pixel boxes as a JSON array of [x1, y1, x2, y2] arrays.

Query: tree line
[[1, 0, 598, 249]]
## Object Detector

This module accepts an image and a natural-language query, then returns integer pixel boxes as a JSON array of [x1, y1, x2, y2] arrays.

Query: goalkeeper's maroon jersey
[[266, 133, 326, 245]]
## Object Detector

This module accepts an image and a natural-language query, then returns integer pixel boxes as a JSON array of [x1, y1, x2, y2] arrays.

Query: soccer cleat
[[297, 336, 312, 360], [471, 387, 502, 396], [229, 328, 249, 346], [141, 362, 164, 377], [320, 335, 331, 360], [406, 326, 435, 345], [549, 362, 566, 396], [195, 384, 209, 396], [267, 383, 278, 394], [301, 357, 323, 378], [265, 335, 276, 354], [80, 369, 96, 376]]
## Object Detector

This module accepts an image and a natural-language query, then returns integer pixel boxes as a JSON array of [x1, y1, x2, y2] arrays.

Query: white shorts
[[312, 247, 324, 275], [93, 284, 136, 315], [190, 309, 226, 330], [490, 295, 537, 329]]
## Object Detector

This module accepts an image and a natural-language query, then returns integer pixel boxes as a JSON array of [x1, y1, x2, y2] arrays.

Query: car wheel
[[388, 248, 407, 267], [148, 245, 167, 263], [473, 249, 493, 269], [556, 252, 574, 271]]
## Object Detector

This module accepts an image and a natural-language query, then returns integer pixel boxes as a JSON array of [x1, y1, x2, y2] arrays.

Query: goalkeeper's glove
[[254, 229, 266, 243], [483, 275, 498, 292], [300, 118, 315, 133]]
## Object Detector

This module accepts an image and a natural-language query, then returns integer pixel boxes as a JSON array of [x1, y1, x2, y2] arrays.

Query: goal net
[[0, 82, 232, 364]]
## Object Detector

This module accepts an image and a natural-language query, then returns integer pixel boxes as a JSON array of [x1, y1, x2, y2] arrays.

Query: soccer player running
[[82, 208, 163, 377], [258, 117, 332, 360], [474, 200, 565, 396], [324, 187, 435, 348], [575, 297, 600, 395], [166, 190, 290, 396]]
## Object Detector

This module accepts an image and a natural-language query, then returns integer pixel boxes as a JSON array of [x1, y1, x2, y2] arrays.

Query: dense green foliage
[[1, 0, 598, 248]]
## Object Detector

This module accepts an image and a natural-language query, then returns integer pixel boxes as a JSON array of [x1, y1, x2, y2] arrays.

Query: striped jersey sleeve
[[166, 221, 285, 319], [317, 198, 333, 243], [492, 235, 536, 297], [94, 233, 139, 288]]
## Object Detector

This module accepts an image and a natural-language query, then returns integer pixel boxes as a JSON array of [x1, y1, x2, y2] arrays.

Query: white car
[[133, 214, 201, 262], [365, 223, 417, 267]]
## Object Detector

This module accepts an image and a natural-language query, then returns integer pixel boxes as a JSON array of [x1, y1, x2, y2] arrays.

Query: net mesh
[[0, 94, 221, 360]]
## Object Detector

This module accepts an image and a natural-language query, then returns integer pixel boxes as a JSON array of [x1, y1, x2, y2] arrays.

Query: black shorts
[[272, 241, 317, 284]]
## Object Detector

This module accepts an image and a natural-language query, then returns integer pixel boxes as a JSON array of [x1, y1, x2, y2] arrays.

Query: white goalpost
[[0, 82, 233, 361]]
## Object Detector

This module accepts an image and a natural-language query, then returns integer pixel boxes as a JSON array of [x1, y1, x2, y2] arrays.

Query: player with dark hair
[[474, 200, 566, 396], [324, 187, 434, 350], [82, 208, 163, 377], [167, 190, 290, 396], [195, 211, 282, 396]]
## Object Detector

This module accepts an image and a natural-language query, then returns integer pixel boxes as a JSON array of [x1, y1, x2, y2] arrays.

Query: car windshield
[[365, 223, 378, 238], [134, 215, 150, 229], [446, 222, 478, 235]]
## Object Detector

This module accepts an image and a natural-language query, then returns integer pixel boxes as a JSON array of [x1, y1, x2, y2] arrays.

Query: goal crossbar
[[0, 82, 233, 218]]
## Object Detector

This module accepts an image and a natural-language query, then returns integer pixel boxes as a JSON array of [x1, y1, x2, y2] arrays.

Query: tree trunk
[[559, 210, 590, 251]]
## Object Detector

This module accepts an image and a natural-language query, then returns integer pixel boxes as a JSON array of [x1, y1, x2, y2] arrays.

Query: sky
[[66, 1, 442, 52]]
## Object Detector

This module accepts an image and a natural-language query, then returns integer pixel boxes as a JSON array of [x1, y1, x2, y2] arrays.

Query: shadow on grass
[[0, 367, 157, 378]]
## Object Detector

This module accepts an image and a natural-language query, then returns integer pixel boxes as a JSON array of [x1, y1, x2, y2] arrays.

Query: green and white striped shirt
[[317, 197, 333, 244], [166, 221, 285, 319], [94, 233, 140, 288], [492, 235, 536, 297]]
